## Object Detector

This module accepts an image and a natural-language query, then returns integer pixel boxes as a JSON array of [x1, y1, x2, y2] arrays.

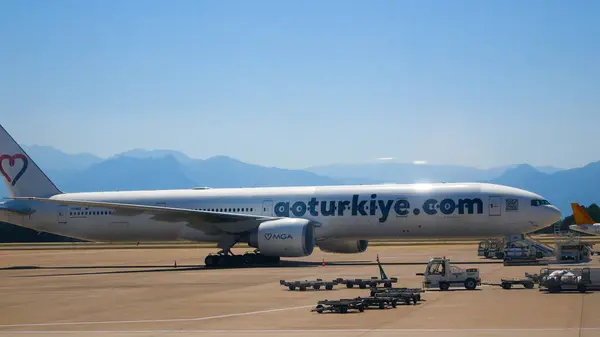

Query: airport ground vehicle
[[336, 255, 398, 288], [312, 299, 365, 314], [537, 267, 600, 293], [372, 288, 422, 304], [354, 296, 398, 309], [417, 257, 481, 290], [478, 238, 506, 258], [335, 276, 397, 289], [498, 278, 535, 289], [280, 279, 337, 291]]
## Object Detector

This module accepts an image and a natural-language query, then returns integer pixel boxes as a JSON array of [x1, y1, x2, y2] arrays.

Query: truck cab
[[417, 257, 481, 291]]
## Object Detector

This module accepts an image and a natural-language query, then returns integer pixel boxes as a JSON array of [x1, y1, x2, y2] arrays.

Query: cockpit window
[[531, 199, 551, 207]]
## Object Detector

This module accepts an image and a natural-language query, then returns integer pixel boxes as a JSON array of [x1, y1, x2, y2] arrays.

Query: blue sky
[[1, 0, 598, 169]]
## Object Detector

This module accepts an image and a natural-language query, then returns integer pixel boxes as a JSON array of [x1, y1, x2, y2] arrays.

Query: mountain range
[[1, 146, 598, 217]]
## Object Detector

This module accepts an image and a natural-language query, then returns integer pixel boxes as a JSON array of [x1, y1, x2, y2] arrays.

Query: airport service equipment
[[537, 267, 600, 293], [280, 279, 337, 291], [371, 288, 422, 304], [335, 256, 398, 289], [491, 278, 535, 289], [478, 238, 506, 259], [353, 296, 398, 309], [417, 257, 481, 291], [312, 299, 365, 314]]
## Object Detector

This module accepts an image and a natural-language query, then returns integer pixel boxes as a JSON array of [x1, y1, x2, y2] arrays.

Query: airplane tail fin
[[570, 202, 595, 225], [0, 124, 62, 198]]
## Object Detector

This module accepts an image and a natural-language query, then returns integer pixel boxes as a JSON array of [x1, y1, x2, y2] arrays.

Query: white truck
[[416, 257, 481, 291]]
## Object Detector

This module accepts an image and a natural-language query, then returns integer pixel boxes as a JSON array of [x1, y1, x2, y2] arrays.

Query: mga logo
[[0, 154, 28, 186], [264, 232, 293, 240]]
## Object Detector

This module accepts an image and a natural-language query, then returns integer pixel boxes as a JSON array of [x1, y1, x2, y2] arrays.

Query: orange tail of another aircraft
[[570, 203, 596, 225]]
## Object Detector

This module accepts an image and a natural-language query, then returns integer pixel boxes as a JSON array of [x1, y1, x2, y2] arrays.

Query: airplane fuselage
[[2, 182, 560, 243]]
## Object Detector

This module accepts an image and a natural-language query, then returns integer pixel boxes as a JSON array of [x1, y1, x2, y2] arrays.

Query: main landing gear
[[204, 249, 281, 268]]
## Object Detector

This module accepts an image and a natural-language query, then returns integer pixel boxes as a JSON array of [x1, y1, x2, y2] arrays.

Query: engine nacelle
[[247, 218, 316, 257], [318, 239, 369, 254]]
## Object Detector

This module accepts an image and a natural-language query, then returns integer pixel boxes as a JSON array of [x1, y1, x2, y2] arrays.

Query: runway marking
[[0, 305, 314, 328], [1, 328, 600, 333]]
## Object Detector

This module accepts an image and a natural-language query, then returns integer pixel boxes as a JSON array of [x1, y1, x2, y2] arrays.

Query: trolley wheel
[[316, 305, 324, 314], [502, 283, 512, 289], [289, 285, 296, 291]]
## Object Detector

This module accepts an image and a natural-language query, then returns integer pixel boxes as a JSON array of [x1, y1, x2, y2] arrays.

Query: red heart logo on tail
[[0, 154, 29, 186]]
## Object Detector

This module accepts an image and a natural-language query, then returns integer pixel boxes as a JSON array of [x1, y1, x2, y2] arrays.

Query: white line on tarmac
[[1, 328, 600, 334], [0, 305, 314, 328]]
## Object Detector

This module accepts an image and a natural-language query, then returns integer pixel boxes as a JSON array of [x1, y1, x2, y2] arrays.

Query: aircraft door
[[489, 197, 502, 216], [57, 205, 68, 224], [262, 200, 273, 216]]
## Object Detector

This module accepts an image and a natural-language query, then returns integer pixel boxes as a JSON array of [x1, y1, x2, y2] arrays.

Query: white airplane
[[0, 124, 562, 267]]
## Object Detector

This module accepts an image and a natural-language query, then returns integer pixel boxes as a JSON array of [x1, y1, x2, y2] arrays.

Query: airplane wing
[[12, 197, 282, 235]]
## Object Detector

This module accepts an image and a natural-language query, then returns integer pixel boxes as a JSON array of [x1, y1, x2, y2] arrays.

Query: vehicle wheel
[[502, 283, 512, 289], [316, 305, 324, 314], [524, 283, 534, 289], [325, 284, 333, 290], [346, 283, 354, 288], [359, 284, 367, 289], [578, 284, 587, 293], [204, 255, 216, 267], [358, 305, 365, 312], [289, 285, 295, 291], [341, 306, 348, 314], [391, 300, 397, 308], [313, 285, 321, 290], [464, 278, 477, 290], [536, 251, 543, 259], [440, 283, 450, 291]]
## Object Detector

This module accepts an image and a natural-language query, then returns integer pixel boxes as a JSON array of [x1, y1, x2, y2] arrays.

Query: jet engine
[[247, 218, 316, 257], [318, 238, 369, 254]]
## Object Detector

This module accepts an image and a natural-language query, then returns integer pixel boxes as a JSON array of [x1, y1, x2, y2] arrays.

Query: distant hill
[[0, 145, 596, 218], [489, 162, 600, 218], [304, 162, 564, 183]]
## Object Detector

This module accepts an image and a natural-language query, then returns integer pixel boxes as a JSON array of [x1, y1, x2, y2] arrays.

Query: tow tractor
[[417, 257, 481, 291]]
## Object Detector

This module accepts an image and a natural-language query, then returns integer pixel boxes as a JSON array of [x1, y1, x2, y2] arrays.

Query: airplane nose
[[545, 205, 562, 225]]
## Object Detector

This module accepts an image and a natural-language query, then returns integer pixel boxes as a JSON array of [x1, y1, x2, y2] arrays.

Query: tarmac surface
[[1, 244, 599, 337]]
